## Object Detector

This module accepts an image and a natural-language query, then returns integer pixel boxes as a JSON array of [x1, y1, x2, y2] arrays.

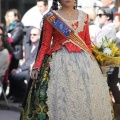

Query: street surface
[[0, 109, 20, 120]]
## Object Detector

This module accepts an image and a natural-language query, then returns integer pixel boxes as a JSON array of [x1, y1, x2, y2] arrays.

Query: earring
[[74, 0, 77, 9]]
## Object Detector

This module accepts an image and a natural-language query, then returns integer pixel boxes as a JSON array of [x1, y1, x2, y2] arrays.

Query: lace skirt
[[47, 47, 112, 120], [20, 47, 112, 120]]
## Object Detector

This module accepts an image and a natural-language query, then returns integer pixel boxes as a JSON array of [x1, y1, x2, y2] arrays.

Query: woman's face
[[59, 0, 75, 8], [8, 11, 17, 23], [4, 12, 10, 26], [97, 9, 108, 25]]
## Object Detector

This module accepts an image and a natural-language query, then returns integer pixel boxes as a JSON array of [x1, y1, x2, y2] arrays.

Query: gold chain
[[60, 8, 74, 18], [65, 11, 73, 18]]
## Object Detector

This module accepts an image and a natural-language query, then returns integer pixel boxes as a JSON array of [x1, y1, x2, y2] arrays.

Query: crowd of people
[[0, 0, 49, 103], [0, 0, 120, 119]]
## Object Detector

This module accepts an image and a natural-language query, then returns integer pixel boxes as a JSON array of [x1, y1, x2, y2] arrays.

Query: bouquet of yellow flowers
[[92, 36, 120, 66]]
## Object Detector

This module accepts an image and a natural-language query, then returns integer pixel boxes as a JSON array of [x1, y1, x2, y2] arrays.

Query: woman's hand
[[30, 62, 35, 75], [31, 69, 39, 80]]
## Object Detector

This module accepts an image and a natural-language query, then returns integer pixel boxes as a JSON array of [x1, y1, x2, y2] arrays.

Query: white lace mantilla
[[46, 47, 112, 120]]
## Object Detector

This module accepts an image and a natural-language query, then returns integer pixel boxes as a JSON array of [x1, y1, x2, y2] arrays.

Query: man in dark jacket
[[7, 27, 41, 102]]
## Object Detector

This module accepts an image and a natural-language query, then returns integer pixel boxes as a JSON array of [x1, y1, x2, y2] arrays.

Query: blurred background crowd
[[0, 0, 120, 118]]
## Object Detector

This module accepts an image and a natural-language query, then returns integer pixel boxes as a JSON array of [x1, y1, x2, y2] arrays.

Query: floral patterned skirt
[[20, 55, 51, 120]]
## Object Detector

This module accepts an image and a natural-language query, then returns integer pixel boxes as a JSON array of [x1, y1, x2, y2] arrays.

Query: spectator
[[101, 0, 118, 17], [7, 27, 41, 103], [94, 7, 116, 43], [22, 0, 49, 61], [0, 25, 13, 58], [4, 10, 11, 31], [0, 25, 13, 99], [6, 9, 24, 73], [21, 0, 50, 29], [0, 34, 9, 77], [0, 27, 9, 99]]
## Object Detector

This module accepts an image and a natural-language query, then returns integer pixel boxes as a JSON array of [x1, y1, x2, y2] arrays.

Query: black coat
[[7, 20, 24, 60], [108, 67, 120, 104]]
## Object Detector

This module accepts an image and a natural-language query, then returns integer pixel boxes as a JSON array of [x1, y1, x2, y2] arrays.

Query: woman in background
[[0, 25, 13, 99], [94, 6, 116, 43], [6, 9, 24, 99], [0, 33, 9, 77], [0, 26, 10, 98], [6, 9, 24, 72]]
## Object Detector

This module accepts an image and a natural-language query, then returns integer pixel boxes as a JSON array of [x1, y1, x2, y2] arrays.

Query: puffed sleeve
[[84, 14, 92, 51], [33, 19, 53, 69]]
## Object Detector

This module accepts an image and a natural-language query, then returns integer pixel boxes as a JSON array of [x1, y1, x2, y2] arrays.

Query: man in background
[[7, 27, 41, 103], [21, 0, 52, 29], [22, 0, 52, 60]]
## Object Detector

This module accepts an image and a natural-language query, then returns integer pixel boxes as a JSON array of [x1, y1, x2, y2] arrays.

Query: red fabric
[[78, 14, 92, 51], [7, 37, 13, 44], [33, 16, 91, 69]]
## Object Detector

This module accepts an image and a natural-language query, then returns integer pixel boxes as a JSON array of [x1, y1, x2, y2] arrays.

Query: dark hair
[[56, 0, 77, 9], [0, 25, 5, 40], [8, 9, 21, 20], [51, 0, 58, 10], [0, 25, 13, 54], [0, 26, 4, 33], [37, 0, 48, 6], [98, 7, 113, 21]]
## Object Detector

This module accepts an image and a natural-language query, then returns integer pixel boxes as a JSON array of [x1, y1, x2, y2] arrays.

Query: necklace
[[65, 11, 74, 18], [60, 8, 74, 18]]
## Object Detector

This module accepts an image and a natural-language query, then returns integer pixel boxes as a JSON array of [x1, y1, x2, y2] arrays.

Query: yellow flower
[[96, 55, 104, 62], [93, 37, 120, 57], [92, 36, 120, 66]]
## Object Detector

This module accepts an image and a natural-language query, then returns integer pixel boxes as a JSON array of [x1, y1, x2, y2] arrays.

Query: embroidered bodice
[[33, 10, 91, 69]]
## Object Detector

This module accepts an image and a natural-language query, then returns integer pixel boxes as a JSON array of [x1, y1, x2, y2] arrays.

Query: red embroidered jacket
[[33, 15, 91, 69]]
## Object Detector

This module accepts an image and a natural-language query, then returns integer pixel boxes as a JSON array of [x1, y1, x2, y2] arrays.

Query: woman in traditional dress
[[20, 0, 112, 119]]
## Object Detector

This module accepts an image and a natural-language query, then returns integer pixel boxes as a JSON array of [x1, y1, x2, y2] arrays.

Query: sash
[[44, 10, 95, 60]]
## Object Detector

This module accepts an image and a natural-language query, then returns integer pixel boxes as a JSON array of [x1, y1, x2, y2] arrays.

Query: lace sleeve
[[33, 19, 53, 69]]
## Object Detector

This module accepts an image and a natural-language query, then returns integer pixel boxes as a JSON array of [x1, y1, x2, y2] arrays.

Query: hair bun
[[51, 0, 58, 10]]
